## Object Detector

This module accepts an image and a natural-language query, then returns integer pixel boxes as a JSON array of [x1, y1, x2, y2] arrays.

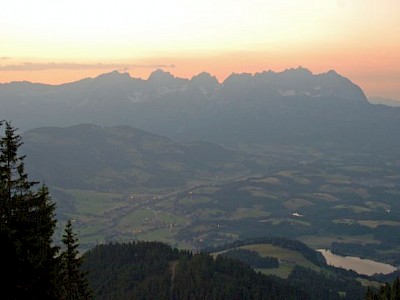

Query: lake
[[317, 249, 398, 276]]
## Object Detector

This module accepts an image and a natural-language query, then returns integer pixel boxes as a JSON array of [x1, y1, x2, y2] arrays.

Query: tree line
[[220, 248, 279, 269]]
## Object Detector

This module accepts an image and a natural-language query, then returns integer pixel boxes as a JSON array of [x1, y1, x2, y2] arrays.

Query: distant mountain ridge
[[21, 124, 258, 191], [1, 67, 399, 157], [0, 67, 367, 123], [219, 67, 367, 102]]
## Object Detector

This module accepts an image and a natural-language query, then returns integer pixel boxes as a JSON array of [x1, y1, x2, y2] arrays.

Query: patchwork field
[[51, 148, 400, 269]]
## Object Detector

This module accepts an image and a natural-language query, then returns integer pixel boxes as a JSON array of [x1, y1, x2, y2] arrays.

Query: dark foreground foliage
[[82, 240, 371, 300], [0, 121, 91, 299], [289, 266, 366, 300], [365, 277, 400, 299], [82, 241, 307, 300]]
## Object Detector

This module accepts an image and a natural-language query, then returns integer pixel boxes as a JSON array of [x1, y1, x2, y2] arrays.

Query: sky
[[1, 0, 399, 100]]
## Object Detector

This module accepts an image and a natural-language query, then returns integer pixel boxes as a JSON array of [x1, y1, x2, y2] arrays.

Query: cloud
[[0, 57, 12, 60], [0, 62, 175, 71]]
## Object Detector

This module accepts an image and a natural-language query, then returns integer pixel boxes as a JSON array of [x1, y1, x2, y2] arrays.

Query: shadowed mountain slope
[[22, 124, 259, 191]]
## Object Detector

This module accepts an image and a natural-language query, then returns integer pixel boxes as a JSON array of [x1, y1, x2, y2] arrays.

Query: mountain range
[[2, 67, 399, 158]]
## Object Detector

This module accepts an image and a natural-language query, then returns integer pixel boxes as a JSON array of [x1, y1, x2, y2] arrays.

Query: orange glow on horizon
[[1, 1, 399, 99], [1, 46, 399, 100]]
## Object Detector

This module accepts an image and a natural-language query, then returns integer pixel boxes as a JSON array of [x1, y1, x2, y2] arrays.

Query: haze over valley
[[1, 68, 399, 267]]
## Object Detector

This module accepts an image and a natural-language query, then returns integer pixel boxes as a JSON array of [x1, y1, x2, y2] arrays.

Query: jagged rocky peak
[[148, 69, 175, 81], [219, 67, 367, 102], [317, 69, 348, 83], [281, 66, 313, 76], [95, 70, 132, 81], [315, 69, 368, 102], [190, 72, 219, 88], [222, 72, 254, 86], [147, 69, 188, 88], [89, 70, 136, 89], [325, 69, 339, 75], [253, 67, 312, 80]]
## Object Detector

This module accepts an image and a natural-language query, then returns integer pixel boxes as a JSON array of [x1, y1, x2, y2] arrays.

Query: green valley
[[35, 126, 400, 273]]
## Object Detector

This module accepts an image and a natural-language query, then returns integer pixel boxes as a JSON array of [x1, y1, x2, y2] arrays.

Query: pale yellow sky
[[1, 0, 399, 99]]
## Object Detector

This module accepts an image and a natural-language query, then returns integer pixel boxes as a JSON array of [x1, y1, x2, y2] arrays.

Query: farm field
[[52, 147, 400, 269]]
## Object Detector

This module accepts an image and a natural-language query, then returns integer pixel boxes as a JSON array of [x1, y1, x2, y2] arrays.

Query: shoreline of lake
[[317, 249, 398, 276]]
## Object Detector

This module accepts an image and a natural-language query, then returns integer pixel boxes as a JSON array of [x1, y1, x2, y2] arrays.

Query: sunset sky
[[1, 0, 399, 100]]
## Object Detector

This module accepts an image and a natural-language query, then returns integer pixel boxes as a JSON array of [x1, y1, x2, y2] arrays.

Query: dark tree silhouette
[[0, 121, 90, 299], [60, 219, 92, 300]]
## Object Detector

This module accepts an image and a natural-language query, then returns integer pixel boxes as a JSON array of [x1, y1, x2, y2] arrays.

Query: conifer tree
[[60, 219, 92, 300], [0, 121, 60, 298]]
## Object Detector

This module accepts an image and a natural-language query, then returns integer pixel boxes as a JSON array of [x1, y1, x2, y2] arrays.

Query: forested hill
[[21, 124, 261, 191], [81, 240, 368, 300]]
